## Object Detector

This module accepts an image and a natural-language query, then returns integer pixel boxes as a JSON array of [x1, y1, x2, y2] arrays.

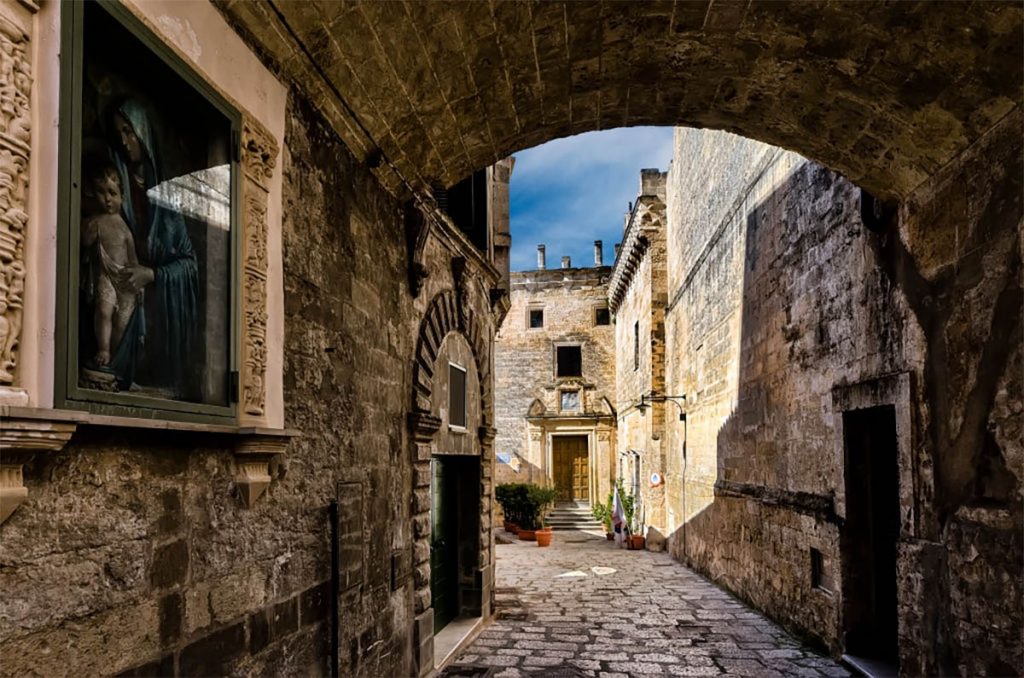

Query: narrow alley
[[443, 531, 850, 678]]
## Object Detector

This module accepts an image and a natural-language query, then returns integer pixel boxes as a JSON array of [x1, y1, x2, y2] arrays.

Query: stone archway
[[408, 288, 496, 676], [220, 2, 1020, 199]]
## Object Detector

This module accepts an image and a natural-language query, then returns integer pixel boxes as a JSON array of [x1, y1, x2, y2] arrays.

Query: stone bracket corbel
[[0, 417, 76, 524], [234, 429, 297, 508]]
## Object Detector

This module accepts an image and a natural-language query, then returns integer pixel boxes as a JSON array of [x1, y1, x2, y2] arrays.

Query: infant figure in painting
[[81, 162, 140, 367]]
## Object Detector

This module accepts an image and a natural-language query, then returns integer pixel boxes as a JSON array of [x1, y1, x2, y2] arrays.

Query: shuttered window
[[449, 363, 467, 429]]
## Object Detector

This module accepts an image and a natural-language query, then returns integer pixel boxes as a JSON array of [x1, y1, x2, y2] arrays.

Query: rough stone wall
[[0, 47, 503, 678], [883, 109, 1022, 677], [610, 173, 670, 534], [662, 117, 1022, 674], [494, 267, 615, 486], [663, 128, 901, 652]]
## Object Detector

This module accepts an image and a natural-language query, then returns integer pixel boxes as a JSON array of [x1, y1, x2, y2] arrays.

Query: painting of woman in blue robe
[[75, 1, 233, 408], [80, 100, 199, 399]]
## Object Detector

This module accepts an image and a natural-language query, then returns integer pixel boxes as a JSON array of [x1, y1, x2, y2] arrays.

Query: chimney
[[594, 240, 603, 267], [614, 243, 621, 259], [536, 244, 546, 270], [561, 256, 571, 269]]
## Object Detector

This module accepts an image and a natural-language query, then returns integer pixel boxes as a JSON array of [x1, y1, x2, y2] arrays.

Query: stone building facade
[[493, 245, 616, 505], [651, 127, 1022, 674], [0, 2, 509, 676], [607, 169, 671, 547]]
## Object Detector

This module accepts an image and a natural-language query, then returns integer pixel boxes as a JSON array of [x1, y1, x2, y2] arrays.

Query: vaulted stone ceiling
[[218, 0, 1022, 200]]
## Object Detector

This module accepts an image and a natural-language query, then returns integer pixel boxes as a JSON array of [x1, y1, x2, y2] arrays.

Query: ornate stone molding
[[0, 7, 34, 404], [239, 117, 278, 418], [233, 429, 293, 508], [0, 416, 76, 523]]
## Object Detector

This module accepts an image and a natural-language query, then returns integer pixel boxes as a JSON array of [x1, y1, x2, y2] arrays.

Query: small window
[[560, 390, 580, 412], [448, 363, 467, 429], [633, 321, 639, 371], [595, 307, 610, 326], [811, 548, 834, 593], [556, 345, 582, 378], [529, 308, 544, 329]]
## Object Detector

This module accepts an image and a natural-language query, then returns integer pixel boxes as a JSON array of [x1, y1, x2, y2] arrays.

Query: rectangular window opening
[[633, 321, 639, 370], [556, 345, 582, 378], [529, 308, 544, 329], [811, 547, 834, 594], [448, 363, 467, 429], [595, 307, 610, 326]]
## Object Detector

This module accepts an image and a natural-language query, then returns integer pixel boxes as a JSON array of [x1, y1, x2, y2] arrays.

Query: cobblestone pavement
[[443, 530, 850, 678]]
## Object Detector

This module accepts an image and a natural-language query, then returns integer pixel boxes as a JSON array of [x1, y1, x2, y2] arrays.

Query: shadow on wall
[[658, 149, 1023, 676]]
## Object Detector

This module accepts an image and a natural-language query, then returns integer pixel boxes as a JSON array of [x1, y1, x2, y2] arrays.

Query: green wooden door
[[430, 458, 459, 631]]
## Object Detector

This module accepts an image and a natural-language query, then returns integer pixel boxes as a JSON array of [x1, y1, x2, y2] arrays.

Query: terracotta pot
[[630, 535, 646, 550], [606, 532, 614, 541], [536, 530, 553, 547], [518, 529, 536, 541], [503, 520, 516, 532], [509, 524, 519, 534]]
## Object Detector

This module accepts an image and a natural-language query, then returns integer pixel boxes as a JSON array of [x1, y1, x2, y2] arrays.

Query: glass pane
[[75, 3, 232, 406], [560, 390, 579, 411]]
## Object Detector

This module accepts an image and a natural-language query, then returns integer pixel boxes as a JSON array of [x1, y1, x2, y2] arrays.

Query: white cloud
[[509, 127, 674, 271]]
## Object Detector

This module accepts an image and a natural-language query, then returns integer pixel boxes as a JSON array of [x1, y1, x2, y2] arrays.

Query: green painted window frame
[[54, 0, 241, 424]]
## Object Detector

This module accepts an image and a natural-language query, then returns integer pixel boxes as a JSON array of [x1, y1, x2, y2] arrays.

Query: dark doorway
[[841, 405, 900, 671], [430, 455, 482, 633]]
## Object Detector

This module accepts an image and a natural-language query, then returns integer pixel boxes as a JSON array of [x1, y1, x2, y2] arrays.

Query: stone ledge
[[0, 408, 299, 520], [0, 405, 299, 437], [714, 479, 838, 524]]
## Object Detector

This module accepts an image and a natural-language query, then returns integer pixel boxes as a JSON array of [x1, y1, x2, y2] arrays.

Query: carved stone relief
[[240, 118, 277, 418], [0, 8, 33, 394]]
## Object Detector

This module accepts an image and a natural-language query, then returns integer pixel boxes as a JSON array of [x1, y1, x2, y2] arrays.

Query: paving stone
[[449, 531, 850, 677]]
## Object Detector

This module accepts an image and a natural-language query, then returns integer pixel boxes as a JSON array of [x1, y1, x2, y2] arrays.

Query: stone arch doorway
[[221, 2, 1020, 200], [408, 288, 495, 676]]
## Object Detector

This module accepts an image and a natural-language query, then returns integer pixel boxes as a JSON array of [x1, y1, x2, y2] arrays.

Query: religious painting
[[63, 1, 237, 413]]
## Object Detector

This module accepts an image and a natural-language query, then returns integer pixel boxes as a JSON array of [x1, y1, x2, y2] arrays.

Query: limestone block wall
[[663, 129, 899, 654], [662, 118, 1022, 675], [0, 6, 503, 678], [494, 267, 615, 486]]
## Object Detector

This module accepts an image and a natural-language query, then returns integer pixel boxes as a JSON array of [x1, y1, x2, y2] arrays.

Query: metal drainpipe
[[329, 500, 340, 678]]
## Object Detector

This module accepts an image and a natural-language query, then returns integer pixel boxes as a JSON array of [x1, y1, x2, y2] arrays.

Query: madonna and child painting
[[74, 2, 233, 408]]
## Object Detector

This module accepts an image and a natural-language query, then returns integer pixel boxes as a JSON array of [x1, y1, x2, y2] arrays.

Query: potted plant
[[495, 483, 517, 532], [530, 485, 559, 547]]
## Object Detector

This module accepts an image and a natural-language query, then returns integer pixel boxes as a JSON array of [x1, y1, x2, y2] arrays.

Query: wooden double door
[[552, 436, 589, 502]]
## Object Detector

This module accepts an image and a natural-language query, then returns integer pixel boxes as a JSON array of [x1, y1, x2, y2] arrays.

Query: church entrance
[[552, 435, 589, 503]]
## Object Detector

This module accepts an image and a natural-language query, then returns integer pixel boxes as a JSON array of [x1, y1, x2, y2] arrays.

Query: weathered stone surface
[[494, 262, 617, 499], [218, 1, 1022, 200], [446, 533, 849, 677]]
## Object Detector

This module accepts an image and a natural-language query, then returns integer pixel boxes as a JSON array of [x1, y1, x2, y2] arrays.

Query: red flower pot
[[606, 532, 614, 541], [518, 529, 536, 541], [536, 530, 553, 547], [630, 535, 646, 550]]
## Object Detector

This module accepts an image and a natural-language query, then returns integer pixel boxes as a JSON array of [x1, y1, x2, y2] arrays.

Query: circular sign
[[650, 472, 663, 486]]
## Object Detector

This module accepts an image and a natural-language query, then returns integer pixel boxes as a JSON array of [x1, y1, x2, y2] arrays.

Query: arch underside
[[221, 0, 1022, 199]]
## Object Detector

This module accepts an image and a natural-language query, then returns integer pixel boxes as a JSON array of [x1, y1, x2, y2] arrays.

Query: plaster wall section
[[494, 265, 615, 490]]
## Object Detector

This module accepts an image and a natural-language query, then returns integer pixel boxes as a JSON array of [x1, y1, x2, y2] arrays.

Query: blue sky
[[508, 127, 674, 272]]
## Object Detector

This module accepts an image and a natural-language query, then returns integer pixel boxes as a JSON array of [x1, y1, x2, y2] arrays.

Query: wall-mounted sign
[[650, 472, 663, 487]]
